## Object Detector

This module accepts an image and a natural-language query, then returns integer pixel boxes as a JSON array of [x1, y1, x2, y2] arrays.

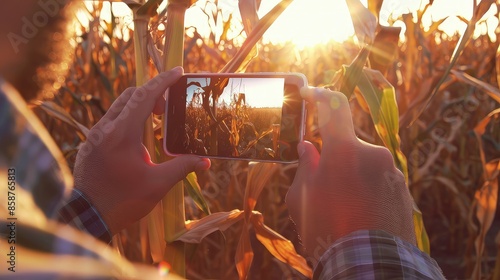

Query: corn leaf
[[367, 0, 383, 20], [220, 0, 293, 73], [412, 201, 431, 255], [472, 108, 500, 279], [369, 25, 401, 75], [239, 0, 261, 36], [451, 70, 500, 104], [338, 47, 370, 98], [235, 224, 254, 280], [184, 172, 211, 215], [38, 101, 89, 141], [243, 162, 279, 219], [408, 0, 496, 126], [250, 212, 312, 278], [355, 68, 406, 176], [175, 210, 245, 243], [354, 67, 430, 253], [345, 0, 377, 45]]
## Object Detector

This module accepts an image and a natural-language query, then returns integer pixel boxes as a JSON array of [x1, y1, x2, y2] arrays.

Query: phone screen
[[165, 74, 305, 162]]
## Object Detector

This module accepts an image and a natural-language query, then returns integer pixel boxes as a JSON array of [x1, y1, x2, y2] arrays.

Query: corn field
[[27, 0, 500, 279]]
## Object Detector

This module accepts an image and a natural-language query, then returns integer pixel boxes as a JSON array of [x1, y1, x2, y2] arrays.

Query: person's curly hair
[[5, 0, 78, 102]]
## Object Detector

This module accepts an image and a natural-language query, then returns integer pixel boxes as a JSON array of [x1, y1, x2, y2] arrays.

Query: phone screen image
[[166, 74, 305, 162]]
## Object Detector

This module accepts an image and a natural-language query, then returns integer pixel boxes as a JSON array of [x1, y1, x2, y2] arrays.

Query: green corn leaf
[[355, 68, 406, 175], [413, 202, 431, 254], [184, 172, 211, 216], [354, 67, 430, 253], [339, 47, 370, 98]]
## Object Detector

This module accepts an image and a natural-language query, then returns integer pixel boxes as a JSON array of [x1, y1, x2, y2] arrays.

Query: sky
[[186, 77, 285, 108], [78, 0, 499, 46]]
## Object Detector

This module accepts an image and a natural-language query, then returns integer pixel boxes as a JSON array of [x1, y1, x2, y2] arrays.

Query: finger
[[153, 92, 166, 115], [286, 141, 319, 204], [149, 155, 210, 192], [301, 87, 356, 145], [119, 67, 184, 131], [102, 87, 136, 121], [294, 141, 319, 181]]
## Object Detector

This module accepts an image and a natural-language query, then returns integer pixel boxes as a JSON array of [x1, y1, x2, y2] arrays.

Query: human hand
[[286, 87, 415, 263], [73, 67, 211, 235]]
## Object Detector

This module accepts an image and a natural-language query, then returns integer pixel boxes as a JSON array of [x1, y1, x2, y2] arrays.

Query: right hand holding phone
[[286, 87, 416, 264]]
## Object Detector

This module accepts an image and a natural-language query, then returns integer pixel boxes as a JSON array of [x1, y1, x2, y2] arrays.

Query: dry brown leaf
[[251, 213, 312, 278], [451, 70, 500, 104], [244, 162, 279, 221], [235, 225, 254, 280], [175, 210, 244, 243], [471, 108, 500, 279]]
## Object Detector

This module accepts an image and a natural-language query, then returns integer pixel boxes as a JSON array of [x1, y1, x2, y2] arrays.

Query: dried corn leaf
[[244, 162, 279, 221], [176, 210, 244, 243], [472, 108, 500, 279], [251, 213, 312, 278], [38, 101, 89, 140], [346, 0, 377, 45], [235, 225, 254, 280], [239, 0, 261, 36], [220, 0, 293, 73], [369, 26, 401, 75], [451, 70, 500, 104], [367, 0, 383, 20], [408, 0, 496, 126]]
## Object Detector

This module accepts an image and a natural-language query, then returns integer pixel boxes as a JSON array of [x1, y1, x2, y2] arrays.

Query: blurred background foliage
[[33, 0, 500, 279]]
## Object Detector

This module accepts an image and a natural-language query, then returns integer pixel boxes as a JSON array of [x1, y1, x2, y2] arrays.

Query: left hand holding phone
[[73, 67, 211, 235]]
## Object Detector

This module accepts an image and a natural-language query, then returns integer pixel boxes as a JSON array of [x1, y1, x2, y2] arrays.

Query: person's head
[[0, 0, 76, 101]]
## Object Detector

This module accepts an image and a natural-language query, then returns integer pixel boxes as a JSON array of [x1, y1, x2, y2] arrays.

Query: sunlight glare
[[258, 0, 355, 48]]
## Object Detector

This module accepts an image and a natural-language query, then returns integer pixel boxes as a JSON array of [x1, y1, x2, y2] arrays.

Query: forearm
[[313, 230, 445, 280]]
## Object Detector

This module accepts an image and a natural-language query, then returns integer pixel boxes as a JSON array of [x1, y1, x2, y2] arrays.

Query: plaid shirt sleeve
[[313, 230, 445, 280], [58, 188, 112, 244]]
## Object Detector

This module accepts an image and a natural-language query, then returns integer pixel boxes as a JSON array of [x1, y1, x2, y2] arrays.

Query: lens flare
[[158, 261, 171, 276]]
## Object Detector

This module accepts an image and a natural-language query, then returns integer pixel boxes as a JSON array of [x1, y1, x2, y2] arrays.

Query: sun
[[258, 0, 355, 48]]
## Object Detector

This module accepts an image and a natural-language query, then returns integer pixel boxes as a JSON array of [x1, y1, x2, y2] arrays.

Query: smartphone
[[163, 73, 307, 163]]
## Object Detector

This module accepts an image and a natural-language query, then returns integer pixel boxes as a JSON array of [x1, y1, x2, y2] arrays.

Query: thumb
[[150, 156, 211, 190], [286, 141, 318, 215], [300, 87, 356, 145]]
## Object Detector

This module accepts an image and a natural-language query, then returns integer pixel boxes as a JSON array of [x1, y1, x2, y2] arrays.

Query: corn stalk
[[160, 0, 192, 277], [131, 0, 155, 263]]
